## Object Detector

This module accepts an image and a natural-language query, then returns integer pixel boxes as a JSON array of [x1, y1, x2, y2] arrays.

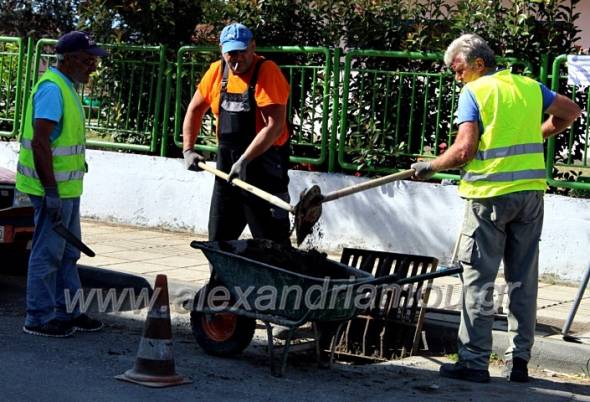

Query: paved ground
[[1, 274, 589, 401], [2, 219, 589, 399]]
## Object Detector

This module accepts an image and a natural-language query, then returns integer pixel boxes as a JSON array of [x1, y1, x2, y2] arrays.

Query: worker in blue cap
[[17, 31, 107, 337], [182, 23, 292, 245]]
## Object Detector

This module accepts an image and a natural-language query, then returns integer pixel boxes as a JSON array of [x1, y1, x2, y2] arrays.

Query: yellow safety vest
[[16, 69, 86, 198], [458, 70, 547, 198]]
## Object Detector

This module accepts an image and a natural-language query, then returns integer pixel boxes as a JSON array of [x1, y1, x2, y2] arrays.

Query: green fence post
[[539, 53, 549, 86], [13, 37, 25, 138], [149, 45, 166, 153], [18, 37, 34, 139], [546, 54, 590, 192], [0, 36, 25, 138], [160, 61, 173, 157], [328, 47, 341, 173]]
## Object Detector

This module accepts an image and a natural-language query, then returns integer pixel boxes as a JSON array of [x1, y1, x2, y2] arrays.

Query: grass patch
[[489, 353, 501, 364], [538, 273, 580, 287]]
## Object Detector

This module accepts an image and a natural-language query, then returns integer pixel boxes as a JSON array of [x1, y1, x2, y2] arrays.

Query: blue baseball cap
[[219, 23, 253, 54], [56, 31, 108, 57]]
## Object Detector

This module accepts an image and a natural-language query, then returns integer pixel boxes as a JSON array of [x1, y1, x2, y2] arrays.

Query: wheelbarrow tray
[[191, 239, 372, 324]]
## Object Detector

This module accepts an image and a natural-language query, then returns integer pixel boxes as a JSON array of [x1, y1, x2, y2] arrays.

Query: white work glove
[[228, 155, 249, 182], [411, 161, 435, 180]]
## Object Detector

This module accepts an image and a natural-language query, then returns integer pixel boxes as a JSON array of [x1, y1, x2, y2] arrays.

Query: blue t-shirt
[[33, 67, 76, 142], [456, 72, 556, 131]]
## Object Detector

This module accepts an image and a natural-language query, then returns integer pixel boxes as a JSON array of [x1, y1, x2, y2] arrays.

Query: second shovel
[[53, 222, 96, 257]]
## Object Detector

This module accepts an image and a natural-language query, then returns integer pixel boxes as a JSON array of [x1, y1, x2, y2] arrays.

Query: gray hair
[[444, 33, 496, 68]]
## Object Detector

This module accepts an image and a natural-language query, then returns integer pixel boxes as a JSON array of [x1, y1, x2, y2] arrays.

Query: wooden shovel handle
[[198, 162, 294, 213], [322, 169, 415, 203]]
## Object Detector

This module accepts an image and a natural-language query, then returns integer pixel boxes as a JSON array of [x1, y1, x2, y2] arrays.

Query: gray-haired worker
[[411, 34, 581, 382]]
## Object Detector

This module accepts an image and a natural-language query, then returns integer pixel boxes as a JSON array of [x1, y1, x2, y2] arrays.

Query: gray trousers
[[457, 190, 544, 369]]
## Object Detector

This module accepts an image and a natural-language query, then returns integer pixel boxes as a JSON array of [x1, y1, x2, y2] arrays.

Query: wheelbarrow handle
[[322, 169, 415, 203], [362, 266, 463, 287], [198, 161, 295, 213]]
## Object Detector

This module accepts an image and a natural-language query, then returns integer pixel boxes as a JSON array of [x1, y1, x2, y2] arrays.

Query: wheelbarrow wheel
[[190, 287, 255, 357]]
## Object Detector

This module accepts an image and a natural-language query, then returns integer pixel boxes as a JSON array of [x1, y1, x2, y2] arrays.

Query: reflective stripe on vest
[[475, 143, 544, 161], [458, 70, 547, 199], [20, 138, 85, 157], [462, 169, 546, 183], [17, 163, 85, 182]]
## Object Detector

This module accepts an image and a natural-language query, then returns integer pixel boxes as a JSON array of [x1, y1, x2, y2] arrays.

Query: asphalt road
[[1, 273, 589, 402]]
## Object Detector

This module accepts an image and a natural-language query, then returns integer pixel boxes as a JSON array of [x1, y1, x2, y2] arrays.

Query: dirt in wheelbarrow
[[219, 239, 349, 279]]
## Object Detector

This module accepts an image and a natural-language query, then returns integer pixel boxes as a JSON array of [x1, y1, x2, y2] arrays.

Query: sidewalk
[[78, 219, 590, 372]]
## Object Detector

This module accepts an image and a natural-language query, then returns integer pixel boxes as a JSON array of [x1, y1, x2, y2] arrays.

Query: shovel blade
[[294, 185, 323, 245], [53, 223, 96, 257]]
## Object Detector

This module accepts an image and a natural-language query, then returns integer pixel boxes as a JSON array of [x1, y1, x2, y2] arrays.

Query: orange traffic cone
[[115, 274, 191, 387]]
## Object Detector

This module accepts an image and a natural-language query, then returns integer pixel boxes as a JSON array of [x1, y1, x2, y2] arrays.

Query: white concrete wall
[[1, 142, 588, 281]]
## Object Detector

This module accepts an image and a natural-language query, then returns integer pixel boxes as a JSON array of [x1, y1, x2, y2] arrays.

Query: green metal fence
[[547, 55, 590, 192], [31, 39, 166, 153], [0, 37, 25, 137], [172, 45, 333, 166], [336, 50, 535, 178], [172, 45, 219, 154], [337, 50, 457, 176]]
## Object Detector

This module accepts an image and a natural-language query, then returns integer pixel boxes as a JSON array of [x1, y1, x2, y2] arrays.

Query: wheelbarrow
[[189, 239, 462, 376]]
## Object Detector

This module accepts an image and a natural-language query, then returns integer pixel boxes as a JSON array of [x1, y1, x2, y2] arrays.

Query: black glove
[[44, 186, 62, 223], [228, 154, 249, 182], [411, 161, 435, 180], [183, 149, 205, 171]]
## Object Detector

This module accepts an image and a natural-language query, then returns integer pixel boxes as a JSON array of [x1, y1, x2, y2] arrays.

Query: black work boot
[[439, 362, 491, 383], [503, 357, 529, 382]]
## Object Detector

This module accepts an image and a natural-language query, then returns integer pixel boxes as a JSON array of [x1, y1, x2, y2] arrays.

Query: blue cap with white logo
[[219, 23, 253, 54]]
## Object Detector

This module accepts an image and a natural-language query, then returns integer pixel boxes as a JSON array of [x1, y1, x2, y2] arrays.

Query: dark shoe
[[71, 314, 104, 332], [503, 357, 529, 382], [440, 362, 490, 383], [23, 319, 75, 338]]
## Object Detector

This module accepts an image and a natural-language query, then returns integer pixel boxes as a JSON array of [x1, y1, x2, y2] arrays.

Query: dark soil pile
[[218, 239, 349, 279]]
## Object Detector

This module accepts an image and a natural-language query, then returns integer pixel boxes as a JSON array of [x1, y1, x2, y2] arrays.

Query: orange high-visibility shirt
[[198, 55, 290, 146]]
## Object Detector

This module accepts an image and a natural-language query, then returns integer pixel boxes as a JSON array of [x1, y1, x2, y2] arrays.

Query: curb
[[425, 310, 590, 376], [78, 265, 201, 314], [491, 330, 590, 376]]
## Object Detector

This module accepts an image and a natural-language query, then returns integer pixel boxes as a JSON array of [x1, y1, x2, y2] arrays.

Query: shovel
[[52, 221, 96, 257], [198, 162, 415, 244], [197, 162, 295, 213], [293, 169, 415, 244]]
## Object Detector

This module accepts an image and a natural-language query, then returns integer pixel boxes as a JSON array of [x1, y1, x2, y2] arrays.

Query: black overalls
[[208, 58, 291, 245]]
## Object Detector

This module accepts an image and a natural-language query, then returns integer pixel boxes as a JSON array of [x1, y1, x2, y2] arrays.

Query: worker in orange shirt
[[182, 23, 291, 245]]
